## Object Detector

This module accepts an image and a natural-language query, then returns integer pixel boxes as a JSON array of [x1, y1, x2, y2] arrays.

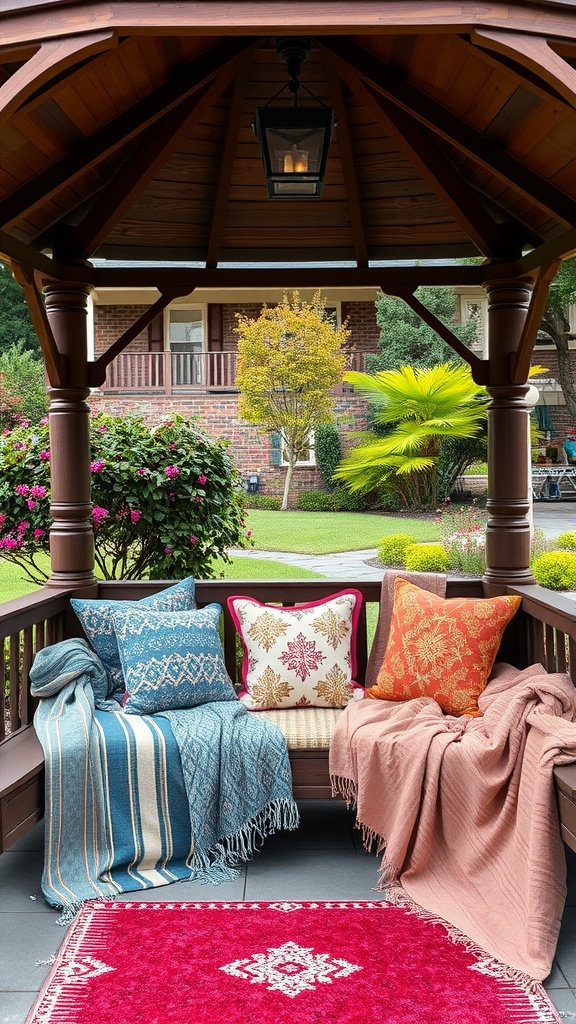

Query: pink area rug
[[27, 898, 562, 1024]]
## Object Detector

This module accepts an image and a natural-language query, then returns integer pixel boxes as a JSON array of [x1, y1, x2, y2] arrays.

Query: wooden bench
[[2, 577, 576, 855]]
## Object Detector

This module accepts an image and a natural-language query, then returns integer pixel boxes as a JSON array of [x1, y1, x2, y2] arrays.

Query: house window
[[459, 297, 486, 354], [280, 430, 316, 467], [166, 307, 206, 384]]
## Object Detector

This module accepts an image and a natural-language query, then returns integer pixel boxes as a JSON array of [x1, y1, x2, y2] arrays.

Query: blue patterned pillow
[[112, 603, 237, 715], [70, 577, 196, 700]]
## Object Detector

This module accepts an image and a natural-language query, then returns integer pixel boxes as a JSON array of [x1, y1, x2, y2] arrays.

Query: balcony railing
[[100, 349, 368, 394]]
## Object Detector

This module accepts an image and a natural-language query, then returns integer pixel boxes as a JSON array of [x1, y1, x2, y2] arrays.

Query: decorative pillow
[[367, 579, 521, 717], [70, 577, 196, 699], [227, 590, 363, 710], [112, 603, 237, 715]]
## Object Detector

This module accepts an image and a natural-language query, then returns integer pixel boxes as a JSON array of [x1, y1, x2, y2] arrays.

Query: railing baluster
[[545, 624, 556, 672], [556, 630, 568, 674], [9, 633, 21, 732], [569, 638, 576, 685], [21, 626, 34, 725], [0, 637, 5, 741]]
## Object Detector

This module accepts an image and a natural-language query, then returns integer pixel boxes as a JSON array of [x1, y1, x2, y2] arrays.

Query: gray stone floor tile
[[264, 800, 357, 850], [0, 990, 38, 1024], [7, 821, 45, 854], [544, 959, 570, 988], [0, 851, 51, 911], [0, 911, 65, 992], [545, 986, 576, 1015], [114, 868, 247, 902], [244, 848, 384, 901]]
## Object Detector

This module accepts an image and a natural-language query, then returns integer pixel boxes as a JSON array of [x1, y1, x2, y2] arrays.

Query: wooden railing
[[100, 349, 369, 394]]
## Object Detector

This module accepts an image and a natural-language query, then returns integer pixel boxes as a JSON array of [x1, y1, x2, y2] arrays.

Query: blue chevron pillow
[[71, 577, 196, 700], [112, 603, 237, 714]]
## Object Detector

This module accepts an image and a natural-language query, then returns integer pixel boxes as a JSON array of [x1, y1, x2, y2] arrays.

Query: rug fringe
[[382, 885, 562, 1023]]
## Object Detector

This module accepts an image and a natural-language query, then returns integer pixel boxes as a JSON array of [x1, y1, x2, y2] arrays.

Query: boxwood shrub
[[531, 551, 576, 590], [404, 543, 449, 573]]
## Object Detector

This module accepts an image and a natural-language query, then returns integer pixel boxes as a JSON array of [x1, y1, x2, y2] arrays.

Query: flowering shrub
[[434, 500, 487, 576], [0, 413, 250, 583]]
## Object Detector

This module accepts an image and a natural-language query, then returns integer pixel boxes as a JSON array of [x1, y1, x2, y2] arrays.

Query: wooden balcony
[[99, 350, 368, 395]]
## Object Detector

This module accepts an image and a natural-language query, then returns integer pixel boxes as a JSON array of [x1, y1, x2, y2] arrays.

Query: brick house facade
[[89, 289, 382, 502]]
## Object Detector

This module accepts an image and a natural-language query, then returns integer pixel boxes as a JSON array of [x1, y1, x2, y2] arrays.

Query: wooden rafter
[[0, 36, 257, 230], [10, 262, 66, 387], [321, 56, 368, 267], [471, 29, 576, 110], [0, 32, 116, 130], [513, 229, 576, 274], [60, 47, 256, 261], [322, 50, 512, 259], [88, 288, 192, 388], [511, 261, 562, 384], [319, 37, 576, 228], [205, 63, 250, 270], [392, 289, 489, 384]]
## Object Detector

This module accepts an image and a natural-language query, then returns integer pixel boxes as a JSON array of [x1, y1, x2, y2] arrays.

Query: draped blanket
[[31, 639, 298, 915], [330, 662, 576, 981]]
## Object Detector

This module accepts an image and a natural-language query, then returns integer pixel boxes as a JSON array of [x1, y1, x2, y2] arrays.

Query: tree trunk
[[282, 460, 294, 510], [540, 308, 576, 424]]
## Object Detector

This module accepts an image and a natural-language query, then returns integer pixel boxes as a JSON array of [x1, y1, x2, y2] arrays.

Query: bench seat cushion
[[259, 706, 344, 750]]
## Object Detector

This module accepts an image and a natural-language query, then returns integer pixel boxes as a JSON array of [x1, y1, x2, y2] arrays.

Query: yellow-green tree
[[236, 292, 348, 509]]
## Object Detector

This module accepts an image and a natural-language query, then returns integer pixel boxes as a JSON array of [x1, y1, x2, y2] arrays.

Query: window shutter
[[270, 432, 282, 466]]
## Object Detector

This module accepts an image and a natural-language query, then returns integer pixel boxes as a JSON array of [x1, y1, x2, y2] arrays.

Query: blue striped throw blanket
[[31, 639, 298, 915]]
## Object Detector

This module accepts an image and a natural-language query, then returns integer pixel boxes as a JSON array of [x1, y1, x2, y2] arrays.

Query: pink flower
[[40, 416, 48, 425], [90, 460, 106, 473], [136, 468, 147, 476], [194, 495, 202, 503], [20, 420, 29, 428], [165, 464, 179, 478], [92, 506, 109, 524], [247, 530, 252, 538], [168, 492, 175, 501], [14, 441, 27, 450], [130, 510, 141, 523], [39, 450, 50, 461], [169, 442, 177, 450], [98, 425, 107, 433], [0, 537, 18, 550], [26, 500, 36, 510], [17, 521, 28, 533], [164, 546, 173, 555], [0, 514, 5, 526], [197, 474, 208, 485], [2, 428, 11, 435], [190, 535, 197, 545], [30, 485, 46, 498], [15, 484, 29, 496], [33, 528, 45, 539]]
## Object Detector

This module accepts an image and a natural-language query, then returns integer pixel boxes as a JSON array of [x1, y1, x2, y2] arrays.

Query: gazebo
[[1, 0, 576, 851]]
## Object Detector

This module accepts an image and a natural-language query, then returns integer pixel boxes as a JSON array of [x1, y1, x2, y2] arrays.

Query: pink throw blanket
[[330, 662, 576, 980]]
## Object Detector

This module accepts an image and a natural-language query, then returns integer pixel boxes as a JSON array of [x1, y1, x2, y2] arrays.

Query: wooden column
[[483, 279, 536, 590], [44, 282, 97, 589]]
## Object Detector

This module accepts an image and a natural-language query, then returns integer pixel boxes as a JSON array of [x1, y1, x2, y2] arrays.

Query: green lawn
[[245, 509, 439, 554]]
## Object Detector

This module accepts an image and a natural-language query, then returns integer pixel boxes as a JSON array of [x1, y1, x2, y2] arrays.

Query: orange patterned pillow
[[367, 579, 521, 717]]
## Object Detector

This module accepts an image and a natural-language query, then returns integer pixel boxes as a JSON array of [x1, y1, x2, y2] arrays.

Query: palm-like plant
[[335, 363, 487, 509]]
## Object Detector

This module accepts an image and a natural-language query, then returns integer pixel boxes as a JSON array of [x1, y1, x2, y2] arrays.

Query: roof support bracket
[[510, 261, 561, 384], [11, 262, 66, 387], [390, 288, 489, 385], [88, 288, 192, 388]]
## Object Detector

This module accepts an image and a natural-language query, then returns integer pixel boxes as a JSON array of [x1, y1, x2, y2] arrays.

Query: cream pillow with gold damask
[[227, 590, 363, 710]]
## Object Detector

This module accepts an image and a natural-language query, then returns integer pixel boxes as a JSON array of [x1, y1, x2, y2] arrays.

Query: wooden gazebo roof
[[1, 0, 576, 293]]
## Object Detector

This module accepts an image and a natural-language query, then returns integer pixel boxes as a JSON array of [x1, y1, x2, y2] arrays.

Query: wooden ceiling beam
[[205, 65, 250, 270], [513, 228, 576, 274], [327, 54, 513, 259], [11, 262, 66, 386], [319, 37, 576, 228], [0, 31, 116, 130], [322, 56, 368, 268], [0, 36, 257, 230], [88, 287, 192, 387], [59, 50, 255, 261], [471, 29, 576, 110], [511, 260, 561, 384]]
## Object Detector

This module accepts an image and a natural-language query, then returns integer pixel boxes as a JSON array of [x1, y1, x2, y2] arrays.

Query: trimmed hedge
[[556, 531, 576, 551], [531, 551, 576, 590], [244, 495, 282, 510], [377, 533, 415, 566], [297, 488, 366, 512], [404, 543, 449, 573]]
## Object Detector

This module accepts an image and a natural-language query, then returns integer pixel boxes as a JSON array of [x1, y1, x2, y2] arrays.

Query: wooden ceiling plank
[[205, 64, 250, 270], [511, 259, 561, 384], [331, 55, 510, 257], [0, 36, 257, 231], [471, 29, 576, 111], [395, 289, 489, 383], [322, 55, 368, 268], [0, 32, 116, 130], [319, 37, 576, 228], [63, 55, 252, 260], [10, 261, 66, 386]]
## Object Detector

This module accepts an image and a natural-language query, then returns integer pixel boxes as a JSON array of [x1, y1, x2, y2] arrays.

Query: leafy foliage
[[404, 542, 448, 573], [377, 533, 415, 565], [314, 423, 342, 491], [297, 490, 334, 511], [235, 292, 348, 509], [0, 413, 249, 584], [531, 551, 576, 590], [556, 531, 576, 550], [0, 263, 38, 353], [370, 287, 479, 372], [243, 494, 282, 510], [335, 363, 487, 509], [0, 343, 47, 425]]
